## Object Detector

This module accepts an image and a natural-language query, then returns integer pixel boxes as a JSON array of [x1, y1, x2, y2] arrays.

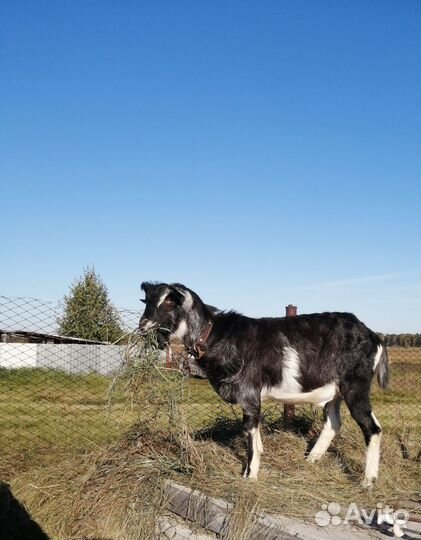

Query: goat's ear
[[205, 304, 219, 314], [168, 286, 185, 306]]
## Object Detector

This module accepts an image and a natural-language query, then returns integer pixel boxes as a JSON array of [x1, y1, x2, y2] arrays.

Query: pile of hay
[[8, 407, 420, 539]]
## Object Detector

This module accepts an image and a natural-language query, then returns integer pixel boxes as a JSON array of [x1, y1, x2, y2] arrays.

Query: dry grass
[[2, 344, 420, 539], [388, 346, 420, 364], [7, 395, 420, 540], [10, 429, 168, 539], [8, 409, 420, 539], [187, 413, 421, 518]]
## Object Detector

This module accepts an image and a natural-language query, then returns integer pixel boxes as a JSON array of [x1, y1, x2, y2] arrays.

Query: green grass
[[0, 368, 138, 461], [0, 346, 419, 461], [371, 348, 421, 438]]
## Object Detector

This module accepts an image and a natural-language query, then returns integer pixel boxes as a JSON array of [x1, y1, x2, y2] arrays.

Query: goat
[[138, 282, 389, 487]]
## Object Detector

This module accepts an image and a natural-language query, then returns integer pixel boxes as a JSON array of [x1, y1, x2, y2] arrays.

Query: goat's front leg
[[242, 405, 262, 480]]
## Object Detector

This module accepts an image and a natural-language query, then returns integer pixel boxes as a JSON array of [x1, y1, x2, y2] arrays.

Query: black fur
[[139, 282, 389, 481]]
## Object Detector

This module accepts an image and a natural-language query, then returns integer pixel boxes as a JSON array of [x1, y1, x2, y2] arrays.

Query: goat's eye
[[164, 297, 174, 306]]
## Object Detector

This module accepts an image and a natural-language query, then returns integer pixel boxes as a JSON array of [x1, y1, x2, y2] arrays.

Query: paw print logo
[[315, 502, 342, 527]]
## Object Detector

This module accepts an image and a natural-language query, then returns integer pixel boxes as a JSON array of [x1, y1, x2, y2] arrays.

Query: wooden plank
[[164, 481, 231, 536], [156, 515, 216, 539], [163, 481, 297, 540]]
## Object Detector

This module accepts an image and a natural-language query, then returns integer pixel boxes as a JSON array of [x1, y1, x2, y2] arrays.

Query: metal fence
[[0, 294, 420, 458]]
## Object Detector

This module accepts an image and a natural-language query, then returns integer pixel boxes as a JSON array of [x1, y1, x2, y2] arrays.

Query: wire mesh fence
[[0, 294, 420, 461]]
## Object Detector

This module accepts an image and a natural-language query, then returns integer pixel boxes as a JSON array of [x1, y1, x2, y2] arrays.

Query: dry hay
[[185, 411, 420, 521], [6, 337, 421, 539], [8, 408, 420, 540], [10, 424, 178, 539]]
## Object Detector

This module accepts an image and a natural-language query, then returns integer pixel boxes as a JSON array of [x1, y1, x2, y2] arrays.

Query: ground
[[0, 347, 419, 539]]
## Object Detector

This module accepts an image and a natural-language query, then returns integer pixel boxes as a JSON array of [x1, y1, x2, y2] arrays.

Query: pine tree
[[58, 267, 123, 342]]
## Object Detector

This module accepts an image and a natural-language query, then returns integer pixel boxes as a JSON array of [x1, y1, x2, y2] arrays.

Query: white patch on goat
[[256, 423, 264, 454], [261, 347, 338, 407], [371, 411, 381, 429], [261, 382, 339, 408], [171, 319, 188, 340], [307, 399, 341, 462], [373, 344, 383, 371], [364, 432, 382, 487], [182, 291, 193, 311], [279, 347, 302, 393], [157, 290, 169, 307]]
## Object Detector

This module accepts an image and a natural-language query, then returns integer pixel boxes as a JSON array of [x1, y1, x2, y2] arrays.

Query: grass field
[[0, 346, 418, 457], [0, 347, 419, 539], [388, 346, 421, 364], [0, 368, 138, 462]]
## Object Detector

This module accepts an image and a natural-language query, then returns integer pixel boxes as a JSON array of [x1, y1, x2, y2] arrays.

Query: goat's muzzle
[[138, 320, 157, 334]]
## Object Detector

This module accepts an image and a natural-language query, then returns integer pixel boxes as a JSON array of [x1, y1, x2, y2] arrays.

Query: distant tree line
[[378, 334, 421, 348]]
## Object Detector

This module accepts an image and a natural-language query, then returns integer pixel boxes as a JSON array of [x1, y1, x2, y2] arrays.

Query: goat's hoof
[[362, 477, 375, 489], [242, 470, 258, 480]]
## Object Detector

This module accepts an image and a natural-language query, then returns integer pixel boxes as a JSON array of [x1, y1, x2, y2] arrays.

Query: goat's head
[[138, 282, 209, 346]]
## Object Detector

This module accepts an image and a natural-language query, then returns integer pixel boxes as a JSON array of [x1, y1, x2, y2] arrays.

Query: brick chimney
[[285, 304, 297, 317]]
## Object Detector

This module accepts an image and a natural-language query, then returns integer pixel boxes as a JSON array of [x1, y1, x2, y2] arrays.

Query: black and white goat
[[139, 282, 389, 487]]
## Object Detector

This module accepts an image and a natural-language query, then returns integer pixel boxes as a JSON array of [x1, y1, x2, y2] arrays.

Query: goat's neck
[[185, 309, 213, 348]]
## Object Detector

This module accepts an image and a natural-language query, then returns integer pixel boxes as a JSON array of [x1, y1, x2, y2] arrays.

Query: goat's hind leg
[[343, 383, 382, 488], [256, 423, 264, 454], [361, 411, 382, 488], [307, 398, 341, 463]]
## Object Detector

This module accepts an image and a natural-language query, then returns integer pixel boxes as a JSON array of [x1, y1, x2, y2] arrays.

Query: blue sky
[[1, 1, 420, 333]]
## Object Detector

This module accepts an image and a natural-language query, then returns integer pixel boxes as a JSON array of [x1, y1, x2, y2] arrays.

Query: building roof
[[0, 329, 108, 345]]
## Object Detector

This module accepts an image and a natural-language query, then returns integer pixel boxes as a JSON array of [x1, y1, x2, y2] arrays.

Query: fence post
[[284, 304, 297, 424]]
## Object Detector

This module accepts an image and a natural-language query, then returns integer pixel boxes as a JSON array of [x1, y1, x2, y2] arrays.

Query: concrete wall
[[0, 343, 125, 375], [0, 343, 37, 369]]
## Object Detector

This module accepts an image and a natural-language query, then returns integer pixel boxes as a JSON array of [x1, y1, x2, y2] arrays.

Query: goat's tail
[[375, 344, 389, 389]]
